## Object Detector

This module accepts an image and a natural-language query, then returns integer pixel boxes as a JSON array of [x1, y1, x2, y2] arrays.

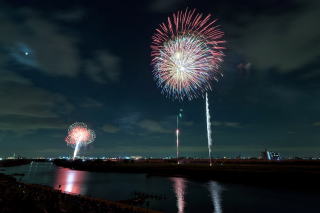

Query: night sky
[[1, 0, 319, 158]]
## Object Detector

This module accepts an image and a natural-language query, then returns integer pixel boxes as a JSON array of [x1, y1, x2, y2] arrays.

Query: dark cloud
[[137, 119, 171, 134], [84, 51, 121, 84], [80, 98, 104, 108], [213, 121, 241, 128], [0, 81, 72, 119], [0, 6, 122, 84], [102, 124, 120, 134], [182, 121, 194, 127], [1, 33, 76, 135], [0, 71, 33, 85], [0, 8, 79, 76], [0, 60, 72, 133], [0, 116, 67, 132], [115, 114, 173, 135], [54, 8, 85, 22], [148, 0, 184, 12], [116, 113, 142, 133], [313, 122, 320, 126], [229, 0, 320, 73]]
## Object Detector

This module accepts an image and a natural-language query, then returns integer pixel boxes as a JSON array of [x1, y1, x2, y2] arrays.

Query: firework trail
[[151, 9, 225, 165], [65, 122, 96, 160], [176, 128, 179, 162], [73, 142, 81, 160], [206, 93, 213, 166], [151, 8, 225, 101], [176, 109, 183, 164]]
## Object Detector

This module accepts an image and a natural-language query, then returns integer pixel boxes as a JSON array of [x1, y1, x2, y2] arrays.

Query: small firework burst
[[65, 122, 95, 159]]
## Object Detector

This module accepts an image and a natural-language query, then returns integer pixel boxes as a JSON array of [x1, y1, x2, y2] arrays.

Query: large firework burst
[[65, 122, 95, 159], [151, 9, 225, 100]]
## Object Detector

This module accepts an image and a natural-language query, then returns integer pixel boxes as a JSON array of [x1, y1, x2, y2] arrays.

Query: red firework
[[65, 122, 95, 146]]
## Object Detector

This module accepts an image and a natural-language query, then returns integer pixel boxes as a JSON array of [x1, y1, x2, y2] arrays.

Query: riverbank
[[54, 159, 320, 189], [0, 159, 31, 167], [0, 173, 161, 213]]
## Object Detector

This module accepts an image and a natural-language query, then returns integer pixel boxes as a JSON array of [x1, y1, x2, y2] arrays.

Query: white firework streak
[[73, 141, 81, 160], [206, 92, 213, 166], [176, 128, 179, 163]]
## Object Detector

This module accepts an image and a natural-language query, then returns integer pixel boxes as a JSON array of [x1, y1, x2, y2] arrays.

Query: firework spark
[[151, 9, 225, 100], [65, 122, 95, 159]]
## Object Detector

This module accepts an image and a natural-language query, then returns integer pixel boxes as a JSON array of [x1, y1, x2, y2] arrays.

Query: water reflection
[[27, 161, 34, 176], [54, 167, 88, 194], [171, 177, 187, 213], [27, 161, 38, 176], [209, 181, 223, 213]]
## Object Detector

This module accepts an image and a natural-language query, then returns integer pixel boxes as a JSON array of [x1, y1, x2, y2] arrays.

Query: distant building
[[261, 149, 281, 160], [7, 153, 16, 160], [130, 156, 143, 160]]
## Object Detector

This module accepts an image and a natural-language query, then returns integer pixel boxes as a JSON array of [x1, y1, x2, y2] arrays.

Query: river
[[3, 162, 319, 212]]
